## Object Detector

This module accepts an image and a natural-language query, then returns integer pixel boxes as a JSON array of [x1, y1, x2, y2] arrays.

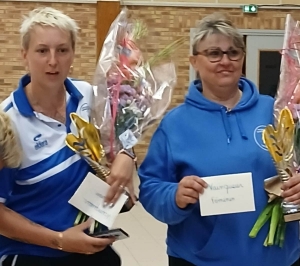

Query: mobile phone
[[89, 228, 129, 241]]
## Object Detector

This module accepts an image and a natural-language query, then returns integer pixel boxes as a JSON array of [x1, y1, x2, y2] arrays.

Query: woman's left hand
[[104, 153, 136, 206], [281, 173, 300, 204]]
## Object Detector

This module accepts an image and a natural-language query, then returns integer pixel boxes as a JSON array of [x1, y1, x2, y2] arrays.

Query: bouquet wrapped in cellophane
[[66, 8, 182, 233], [249, 14, 300, 248], [91, 8, 182, 163], [0, 109, 22, 169]]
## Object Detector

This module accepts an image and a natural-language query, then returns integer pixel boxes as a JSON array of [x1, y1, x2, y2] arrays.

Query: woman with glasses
[[138, 13, 300, 266]]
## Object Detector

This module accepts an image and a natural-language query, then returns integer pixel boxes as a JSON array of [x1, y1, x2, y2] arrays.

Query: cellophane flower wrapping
[[91, 8, 179, 163], [249, 14, 300, 248], [275, 15, 300, 165], [274, 15, 300, 178], [274, 14, 300, 121]]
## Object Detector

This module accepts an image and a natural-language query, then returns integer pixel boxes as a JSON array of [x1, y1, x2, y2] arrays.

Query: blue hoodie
[[138, 78, 300, 266]]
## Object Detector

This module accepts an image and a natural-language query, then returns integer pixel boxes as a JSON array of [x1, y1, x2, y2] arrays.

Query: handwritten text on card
[[199, 172, 255, 216]]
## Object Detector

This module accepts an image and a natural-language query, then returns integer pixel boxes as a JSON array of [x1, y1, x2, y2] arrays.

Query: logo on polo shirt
[[80, 103, 90, 117], [33, 134, 48, 150]]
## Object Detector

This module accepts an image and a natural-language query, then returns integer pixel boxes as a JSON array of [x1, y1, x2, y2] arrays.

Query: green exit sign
[[242, 4, 258, 13]]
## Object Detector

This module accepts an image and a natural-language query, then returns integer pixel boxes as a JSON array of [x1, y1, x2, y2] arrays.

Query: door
[[245, 34, 284, 97], [97, 1, 120, 60]]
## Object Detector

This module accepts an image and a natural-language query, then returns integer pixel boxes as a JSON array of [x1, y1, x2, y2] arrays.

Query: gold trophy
[[263, 107, 300, 222], [65, 113, 135, 215], [0, 110, 22, 169]]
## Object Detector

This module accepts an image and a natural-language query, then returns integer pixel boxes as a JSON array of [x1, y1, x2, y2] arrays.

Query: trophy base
[[284, 212, 300, 222], [282, 201, 300, 222]]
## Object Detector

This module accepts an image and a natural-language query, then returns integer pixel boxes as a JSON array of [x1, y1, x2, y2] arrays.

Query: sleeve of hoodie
[[138, 123, 194, 225]]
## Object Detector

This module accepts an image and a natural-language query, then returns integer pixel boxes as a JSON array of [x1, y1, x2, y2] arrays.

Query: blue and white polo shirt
[[0, 74, 93, 258]]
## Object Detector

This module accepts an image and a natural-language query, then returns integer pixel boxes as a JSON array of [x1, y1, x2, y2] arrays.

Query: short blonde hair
[[20, 7, 79, 50], [192, 13, 245, 55]]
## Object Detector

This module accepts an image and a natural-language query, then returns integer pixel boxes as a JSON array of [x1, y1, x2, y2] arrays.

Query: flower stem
[[279, 222, 286, 248], [249, 202, 275, 238], [74, 212, 82, 225], [275, 216, 282, 246], [263, 234, 269, 247], [89, 219, 95, 234], [268, 203, 281, 245]]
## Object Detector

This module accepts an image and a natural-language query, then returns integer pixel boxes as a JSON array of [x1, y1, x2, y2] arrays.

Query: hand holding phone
[[89, 228, 129, 241]]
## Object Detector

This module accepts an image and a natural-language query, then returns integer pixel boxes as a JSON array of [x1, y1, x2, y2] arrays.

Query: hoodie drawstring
[[235, 113, 248, 140], [221, 109, 248, 143], [221, 109, 232, 143]]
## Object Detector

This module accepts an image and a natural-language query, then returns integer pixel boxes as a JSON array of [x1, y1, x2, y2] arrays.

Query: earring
[[69, 65, 73, 75]]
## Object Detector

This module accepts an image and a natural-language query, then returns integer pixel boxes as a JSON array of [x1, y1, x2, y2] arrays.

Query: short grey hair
[[20, 7, 80, 50], [192, 13, 245, 55]]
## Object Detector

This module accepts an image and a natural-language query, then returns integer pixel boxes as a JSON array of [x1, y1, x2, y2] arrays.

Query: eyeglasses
[[193, 48, 245, 63]]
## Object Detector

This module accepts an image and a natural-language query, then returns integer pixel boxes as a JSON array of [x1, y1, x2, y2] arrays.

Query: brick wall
[[0, 1, 97, 101], [127, 6, 300, 164], [125, 0, 299, 5], [1, 2, 300, 164]]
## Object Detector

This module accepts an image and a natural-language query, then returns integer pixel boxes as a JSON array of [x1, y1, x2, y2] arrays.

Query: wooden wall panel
[[96, 1, 120, 59]]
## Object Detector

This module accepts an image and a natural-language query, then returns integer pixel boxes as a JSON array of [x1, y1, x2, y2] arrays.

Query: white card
[[119, 129, 138, 149], [199, 172, 255, 216], [68, 172, 128, 228]]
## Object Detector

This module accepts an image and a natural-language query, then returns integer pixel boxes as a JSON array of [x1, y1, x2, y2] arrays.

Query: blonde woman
[[0, 7, 135, 266], [0, 110, 22, 170], [138, 13, 300, 266]]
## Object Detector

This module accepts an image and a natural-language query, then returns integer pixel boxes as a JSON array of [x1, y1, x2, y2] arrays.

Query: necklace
[[226, 89, 242, 109], [27, 89, 67, 124]]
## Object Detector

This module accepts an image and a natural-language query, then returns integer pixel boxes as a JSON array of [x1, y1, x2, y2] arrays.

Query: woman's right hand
[[175, 175, 208, 209], [60, 219, 115, 254]]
